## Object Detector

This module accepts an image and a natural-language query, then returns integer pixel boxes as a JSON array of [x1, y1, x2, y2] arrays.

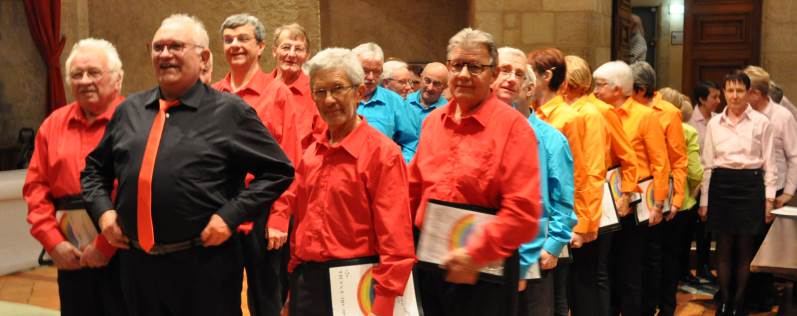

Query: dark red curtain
[[24, 0, 67, 114]]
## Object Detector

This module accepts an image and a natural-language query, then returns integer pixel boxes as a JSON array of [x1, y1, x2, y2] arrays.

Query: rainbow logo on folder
[[645, 182, 657, 211], [609, 171, 623, 200], [357, 267, 377, 314], [448, 214, 477, 251]]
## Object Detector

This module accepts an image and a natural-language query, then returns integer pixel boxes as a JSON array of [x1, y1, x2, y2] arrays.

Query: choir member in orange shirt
[[593, 60, 670, 316], [629, 61, 687, 316], [24, 38, 127, 316], [212, 13, 301, 316], [409, 28, 542, 316], [270, 23, 323, 150], [563, 55, 638, 316], [268, 47, 415, 316]]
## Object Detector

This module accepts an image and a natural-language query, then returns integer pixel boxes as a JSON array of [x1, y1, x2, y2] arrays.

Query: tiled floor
[[0, 266, 780, 316]]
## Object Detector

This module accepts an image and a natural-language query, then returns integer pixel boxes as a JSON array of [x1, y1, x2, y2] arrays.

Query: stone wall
[[762, 0, 797, 99], [471, 0, 613, 72], [0, 0, 48, 149], [88, 0, 321, 95]]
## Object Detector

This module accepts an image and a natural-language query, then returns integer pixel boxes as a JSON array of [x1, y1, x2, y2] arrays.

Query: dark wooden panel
[[612, 0, 633, 62], [697, 15, 747, 43]]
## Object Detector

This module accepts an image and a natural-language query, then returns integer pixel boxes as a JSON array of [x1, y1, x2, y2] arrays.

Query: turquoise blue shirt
[[358, 86, 419, 163], [519, 110, 577, 277], [404, 90, 448, 162]]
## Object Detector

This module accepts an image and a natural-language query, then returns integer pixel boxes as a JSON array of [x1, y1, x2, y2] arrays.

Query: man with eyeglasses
[[409, 28, 542, 316], [25, 38, 127, 316], [351, 43, 419, 163], [402, 62, 448, 160], [381, 60, 415, 99], [81, 14, 294, 316], [210, 13, 303, 316]]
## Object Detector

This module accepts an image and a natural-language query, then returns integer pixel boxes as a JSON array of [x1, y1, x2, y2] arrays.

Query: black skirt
[[707, 168, 765, 235]]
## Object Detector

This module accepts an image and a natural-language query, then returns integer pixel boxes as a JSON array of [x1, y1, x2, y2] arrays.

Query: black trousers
[[118, 238, 244, 316], [596, 232, 614, 316], [417, 267, 518, 316], [568, 238, 601, 316], [289, 263, 332, 316], [642, 218, 667, 316], [553, 259, 570, 316], [241, 230, 286, 316], [653, 210, 694, 316], [610, 215, 648, 316], [519, 269, 554, 316], [58, 255, 127, 316]]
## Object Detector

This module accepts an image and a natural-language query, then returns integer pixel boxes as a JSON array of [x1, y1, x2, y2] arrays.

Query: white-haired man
[[352, 42, 419, 163], [24, 37, 127, 316], [381, 60, 414, 98], [592, 60, 669, 316], [492, 46, 578, 316], [409, 28, 542, 316], [81, 14, 294, 316]]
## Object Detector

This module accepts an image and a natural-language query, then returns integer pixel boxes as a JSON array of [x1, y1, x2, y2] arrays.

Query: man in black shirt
[[81, 14, 294, 316]]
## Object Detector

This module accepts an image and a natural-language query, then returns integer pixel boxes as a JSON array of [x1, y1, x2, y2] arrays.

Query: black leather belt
[[129, 237, 204, 255], [53, 195, 85, 210]]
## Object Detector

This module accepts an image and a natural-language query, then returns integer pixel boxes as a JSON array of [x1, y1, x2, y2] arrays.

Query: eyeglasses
[[150, 42, 203, 55], [312, 85, 354, 100], [422, 77, 444, 88], [499, 68, 527, 81], [69, 68, 106, 81], [223, 35, 255, 45], [387, 78, 414, 87], [447, 60, 494, 75]]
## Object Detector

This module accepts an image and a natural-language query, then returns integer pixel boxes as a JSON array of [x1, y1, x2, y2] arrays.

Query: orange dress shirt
[[568, 96, 608, 232], [590, 94, 639, 193], [409, 95, 542, 266], [649, 93, 688, 208], [537, 95, 597, 233], [614, 97, 671, 202], [269, 119, 415, 316], [24, 98, 125, 259]]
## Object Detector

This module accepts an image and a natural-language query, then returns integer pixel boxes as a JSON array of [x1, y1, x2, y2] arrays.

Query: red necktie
[[137, 99, 179, 253]]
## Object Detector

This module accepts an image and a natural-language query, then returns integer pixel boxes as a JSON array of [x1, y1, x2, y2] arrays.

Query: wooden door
[[612, 0, 633, 62], [682, 0, 762, 93]]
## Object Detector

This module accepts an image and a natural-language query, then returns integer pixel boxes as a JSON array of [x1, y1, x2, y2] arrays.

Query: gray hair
[[273, 23, 309, 48], [160, 14, 209, 48], [306, 48, 364, 87], [64, 38, 124, 86], [221, 13, 266, 43], [630, 61, 656, 98], [381, 60, 408, 81], [497, 46, 526, 66], [352, 42, 384, 62], [447, 27, 498, 66], [593, 61, 634, 97]]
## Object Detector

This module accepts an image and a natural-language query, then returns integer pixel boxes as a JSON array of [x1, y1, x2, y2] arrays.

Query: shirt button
[[166, 113, 170, 118]]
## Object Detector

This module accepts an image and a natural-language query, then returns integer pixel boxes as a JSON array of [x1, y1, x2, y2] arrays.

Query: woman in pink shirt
[[698, 70, 776, 315]]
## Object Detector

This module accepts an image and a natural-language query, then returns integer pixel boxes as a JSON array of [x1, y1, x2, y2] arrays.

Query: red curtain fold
[[24, 0, 67, 114]]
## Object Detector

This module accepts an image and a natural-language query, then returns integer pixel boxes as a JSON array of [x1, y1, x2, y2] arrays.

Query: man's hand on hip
[[201, 214, 232, 246], [99, 210, 129, 249]]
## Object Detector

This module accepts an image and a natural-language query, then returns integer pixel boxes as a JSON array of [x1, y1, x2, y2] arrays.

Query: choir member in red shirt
[[408, 27, 543, 316], [24, 38, 127, 316], [267, 47, 416, 316]]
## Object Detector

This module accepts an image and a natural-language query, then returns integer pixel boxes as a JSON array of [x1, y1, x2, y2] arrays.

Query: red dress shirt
[[24, 97, 124, 259], [269, 118, 415, 316], [270, 69, 324, 150], [409, 94, 543, 266], [213, 70, 301, 233]]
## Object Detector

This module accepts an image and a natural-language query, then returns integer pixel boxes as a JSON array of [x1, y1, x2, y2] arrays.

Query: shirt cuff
[[572, 220, 593, 234], [784, 184, 797, 197], [766, 186, 777, 200], [542, 239, 567, 258], [671, 194, 684, 209], [86, 196, 115, 224], [36, 229, 66, 252], [216, 203, 247, 233], [93, 235, 117, 259], [372, 292, 397, 316], [236, 222, 253, 235], [267, 212, 290, 233]]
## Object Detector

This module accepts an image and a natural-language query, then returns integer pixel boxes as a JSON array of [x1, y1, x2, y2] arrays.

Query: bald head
[[420, 62, 448, 106]]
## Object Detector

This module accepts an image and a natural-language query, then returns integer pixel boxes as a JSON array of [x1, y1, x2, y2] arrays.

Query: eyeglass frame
[[149, 41, 205, 56], [446, 60, 495, 75], [311, 85, 355, 100]]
